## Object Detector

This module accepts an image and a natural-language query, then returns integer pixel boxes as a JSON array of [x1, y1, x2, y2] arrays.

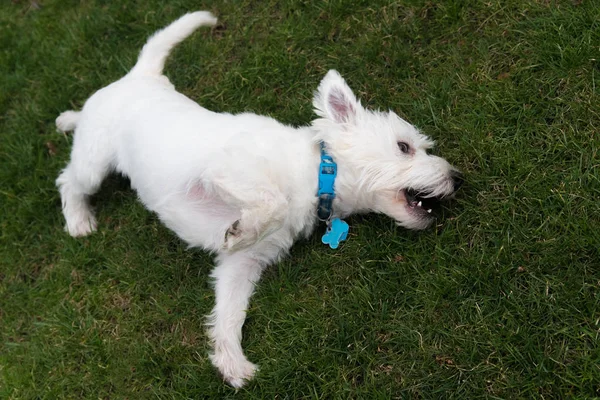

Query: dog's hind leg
[[56, 116, 114, 237], [207, 251, 265, 388], [56, 159, 110, 237]]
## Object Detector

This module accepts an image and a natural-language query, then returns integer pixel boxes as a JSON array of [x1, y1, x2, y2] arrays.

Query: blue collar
[[317, 142, 337, 221], [317, 142, 349, 249]]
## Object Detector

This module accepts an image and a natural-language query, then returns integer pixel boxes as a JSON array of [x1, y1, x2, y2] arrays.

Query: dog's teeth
[[417, 201, 422, 207], [427, 209, 432, 213]]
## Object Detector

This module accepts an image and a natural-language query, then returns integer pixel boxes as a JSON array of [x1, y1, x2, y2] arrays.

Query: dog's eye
[[397, 141, 410, 154]]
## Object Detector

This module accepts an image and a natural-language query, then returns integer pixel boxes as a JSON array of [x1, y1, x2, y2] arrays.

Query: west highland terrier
[[56, 11, 463, 387]]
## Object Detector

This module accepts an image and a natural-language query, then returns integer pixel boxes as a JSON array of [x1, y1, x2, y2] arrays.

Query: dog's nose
[[451, 171, 464, 191]]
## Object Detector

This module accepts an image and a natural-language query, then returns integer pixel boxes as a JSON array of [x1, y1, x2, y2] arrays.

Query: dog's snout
[[451, 171, 464, 191]]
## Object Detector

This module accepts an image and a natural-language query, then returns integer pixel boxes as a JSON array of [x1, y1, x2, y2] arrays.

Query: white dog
[[56, 11, 462, 388]]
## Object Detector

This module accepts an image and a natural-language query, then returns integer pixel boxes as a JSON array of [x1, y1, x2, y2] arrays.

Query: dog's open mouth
[[403, 189, 442, 216]]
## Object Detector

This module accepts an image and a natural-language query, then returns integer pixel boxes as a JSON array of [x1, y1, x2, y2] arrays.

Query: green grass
[[1, 0, 599, 398]]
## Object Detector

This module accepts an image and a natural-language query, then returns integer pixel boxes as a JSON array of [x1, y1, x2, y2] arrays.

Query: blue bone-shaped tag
[[321, 218, 349, 249]]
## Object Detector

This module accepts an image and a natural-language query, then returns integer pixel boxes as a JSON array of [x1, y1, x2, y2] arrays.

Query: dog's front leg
[[212, 181, 287, 251], [207, 251, 265, 388]]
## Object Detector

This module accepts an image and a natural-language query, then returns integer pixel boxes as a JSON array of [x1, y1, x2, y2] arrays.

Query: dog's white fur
[[56, 11, 460, 388]]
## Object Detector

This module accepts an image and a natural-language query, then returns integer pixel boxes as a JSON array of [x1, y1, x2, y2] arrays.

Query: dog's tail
[[129, 11, 217, 77], [56, 110, 81, 132]]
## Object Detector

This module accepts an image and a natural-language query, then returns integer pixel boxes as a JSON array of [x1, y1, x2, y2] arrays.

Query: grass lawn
[[1, 0, 599, 398]]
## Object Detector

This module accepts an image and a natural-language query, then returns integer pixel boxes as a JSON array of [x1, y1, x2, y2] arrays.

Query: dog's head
[[313, 70, 462, 230]]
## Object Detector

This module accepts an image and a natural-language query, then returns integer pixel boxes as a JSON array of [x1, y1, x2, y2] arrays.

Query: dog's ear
[[313, 70, 359, 124]]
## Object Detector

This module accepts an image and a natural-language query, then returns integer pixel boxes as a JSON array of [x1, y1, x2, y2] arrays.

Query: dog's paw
[[210, 351, 258, 388], [65, 213, 97, 237], [226, 219, 241, 239], [224, 219, 255, 251], [225, 359, 258, 389], [224, 219, 242, 249]]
